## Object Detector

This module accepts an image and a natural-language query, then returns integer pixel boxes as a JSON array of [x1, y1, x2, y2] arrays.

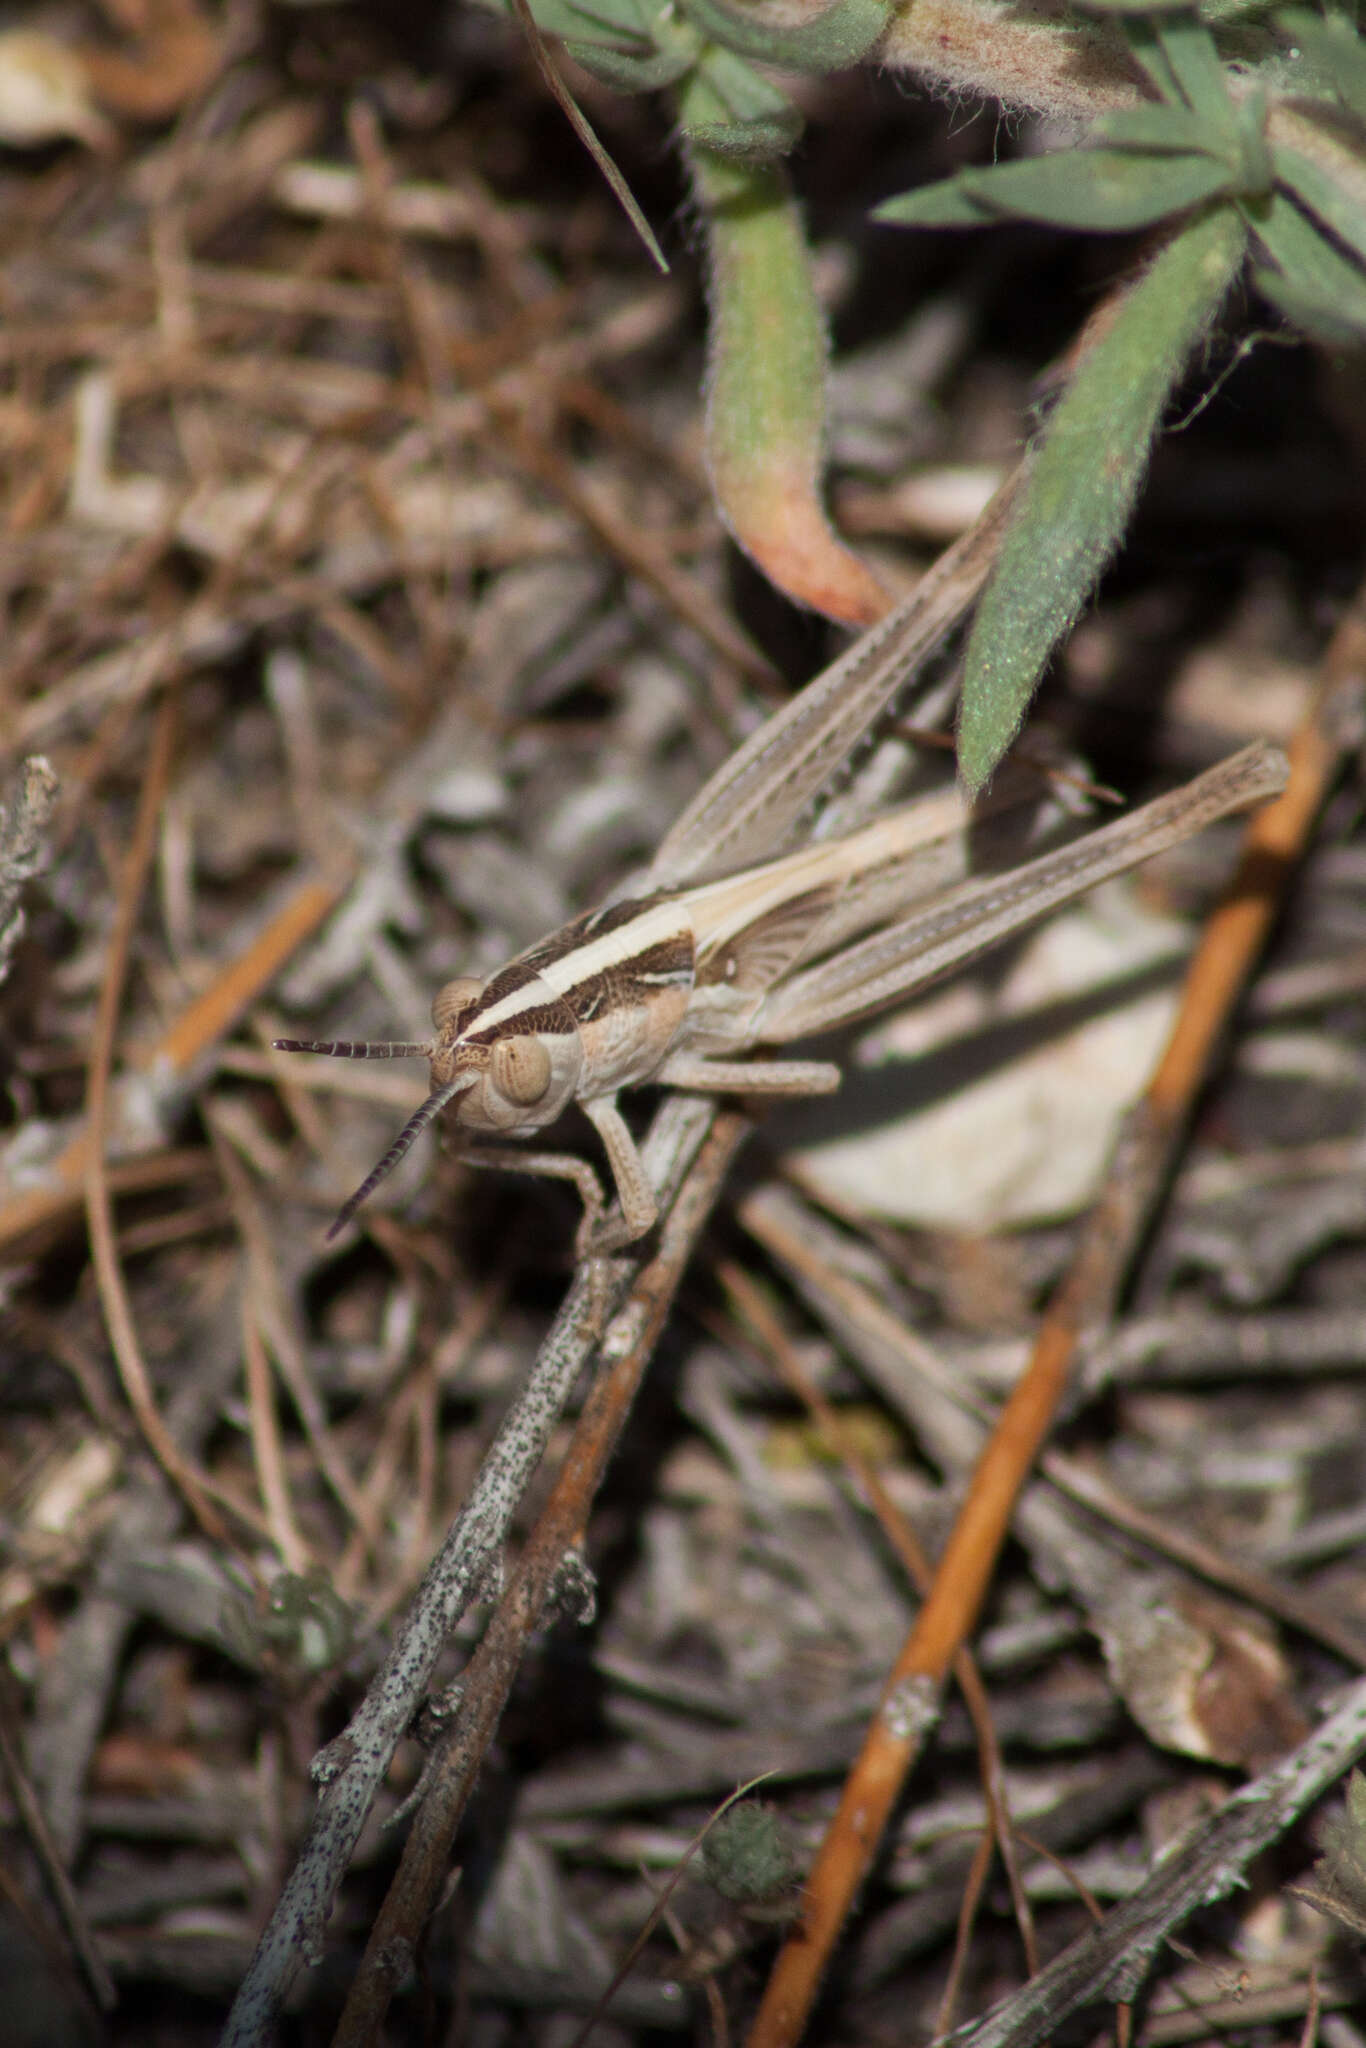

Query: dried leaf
[[0, 29, 109, 148], [511, 0, 668, 271]]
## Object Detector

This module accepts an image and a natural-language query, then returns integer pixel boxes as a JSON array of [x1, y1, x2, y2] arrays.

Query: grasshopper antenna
[[272, 1037, 434, 1060], [323, 1078, 475, 1240], [272, 1039, 475, 1238]]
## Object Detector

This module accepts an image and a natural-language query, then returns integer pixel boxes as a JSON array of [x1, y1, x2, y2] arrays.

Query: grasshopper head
[[271, 980, 481, 1240], [273, 965, 585, 1239], [430, 970, 584, 1139]]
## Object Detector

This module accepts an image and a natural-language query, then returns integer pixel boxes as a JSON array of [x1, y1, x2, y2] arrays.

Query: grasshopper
[[275, 494, 1288, 1251]]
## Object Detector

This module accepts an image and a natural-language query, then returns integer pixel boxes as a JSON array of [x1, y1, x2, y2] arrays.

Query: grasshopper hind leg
[[654, 1054, 841, 1098]]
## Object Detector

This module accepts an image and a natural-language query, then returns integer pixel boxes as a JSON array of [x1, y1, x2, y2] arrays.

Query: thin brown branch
[[221, 1095, 726, 2046], [0, 1661, 116, 2012], [81, 689, 236, 1551], [329, 1109, 751, 2046], [0, 872, 345, 1251], [716, 1261, 1037, 1987]]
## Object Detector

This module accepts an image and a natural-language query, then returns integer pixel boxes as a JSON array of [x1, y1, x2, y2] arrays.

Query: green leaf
[[958, 148, 1233, 230], [509, 0, 643, 39], [1152, 9, 1239, 132], [684, 112, 804, 156], [1249, 187, 1366, 339], [679, 43, 803, 155], [873, 178, 1000, 228], [1092, 103, 1216, 153], [1276, 8, 1366, 126], [537, 0, 704, 89], [1122, 12, 1190, 100], [687, 142, 887, 623], [565, 37, 697, 87], [561, 0, 657, 35], [957, 204, 1247, 793], [1231, 88, 1274, 197], [1274, 142, 1366, 270], [1095, 81, 1272, 199], [1121, 7, 1239, 146], [879, 150, 1233, 234], [1073, 0, 1201, 13], [679, 0, 890, 73], [1255, 264, 1366, 338]]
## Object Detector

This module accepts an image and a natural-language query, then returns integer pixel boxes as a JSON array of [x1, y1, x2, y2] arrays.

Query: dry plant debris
[[0, 5, 1365, 2046]]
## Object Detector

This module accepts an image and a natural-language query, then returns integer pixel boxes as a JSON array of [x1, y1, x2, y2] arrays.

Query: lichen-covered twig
[[0, 754, 58, 988]]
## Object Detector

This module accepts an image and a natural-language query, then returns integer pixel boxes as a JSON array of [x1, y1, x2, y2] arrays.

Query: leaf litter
[[0, 6, 1364, 2043]]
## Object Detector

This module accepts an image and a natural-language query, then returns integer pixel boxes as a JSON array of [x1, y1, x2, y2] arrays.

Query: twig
[[564, 1773, 779, 2048], [939, 1824, 1002, 2038], [81, 690, 237, 1552], [240, 1309, 308, 1578], [0, 872, 345, 1251], [945, 1674, 1366, 2048], [1041, 1446, 1366, 1671], [716, 1261, 1037, 1989], [219, 1092, 728, 2047], [0, 1660, 116, 2012], [0, 754, 58, 986], [209, 1114, 369, 1537], [329, 1108, 752, 2045], [744, 598, 1364, 2048]]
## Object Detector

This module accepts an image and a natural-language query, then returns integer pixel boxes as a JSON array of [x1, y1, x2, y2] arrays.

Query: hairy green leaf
[[1145, 9, 1239, 135], [961, 148, 1233, 230], [513, 0, 651, 40], [565, 0, 660, 34], [679, 44, 803, 155], [538, 0, 703, 88], [1074, 0, 1201, 13], [1092, 102, 1216, 153], [565, 37, 697, 87], [679, 0, 890, 73], [1274, 142, 1366, 269], [878, 148, 1234, 234], [1276, 8, 1366, 125], [1231, 88, 1274, 197], [1105, 16, 1273, 194], [1250, 187, 1366, 337], [685, 112, 805, 156], [689, 142, 886, 622], [958, 204, 1247, 793], [873, 179, 999, 228], [1255, 263, 1366, 338]]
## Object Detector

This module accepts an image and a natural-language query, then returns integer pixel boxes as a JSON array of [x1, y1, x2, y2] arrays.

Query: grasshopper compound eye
[[490, 1034, 552, 1106]]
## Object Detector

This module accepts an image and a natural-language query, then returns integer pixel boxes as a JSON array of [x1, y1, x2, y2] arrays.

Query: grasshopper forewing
[[274, 480, 1288, 1249]]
